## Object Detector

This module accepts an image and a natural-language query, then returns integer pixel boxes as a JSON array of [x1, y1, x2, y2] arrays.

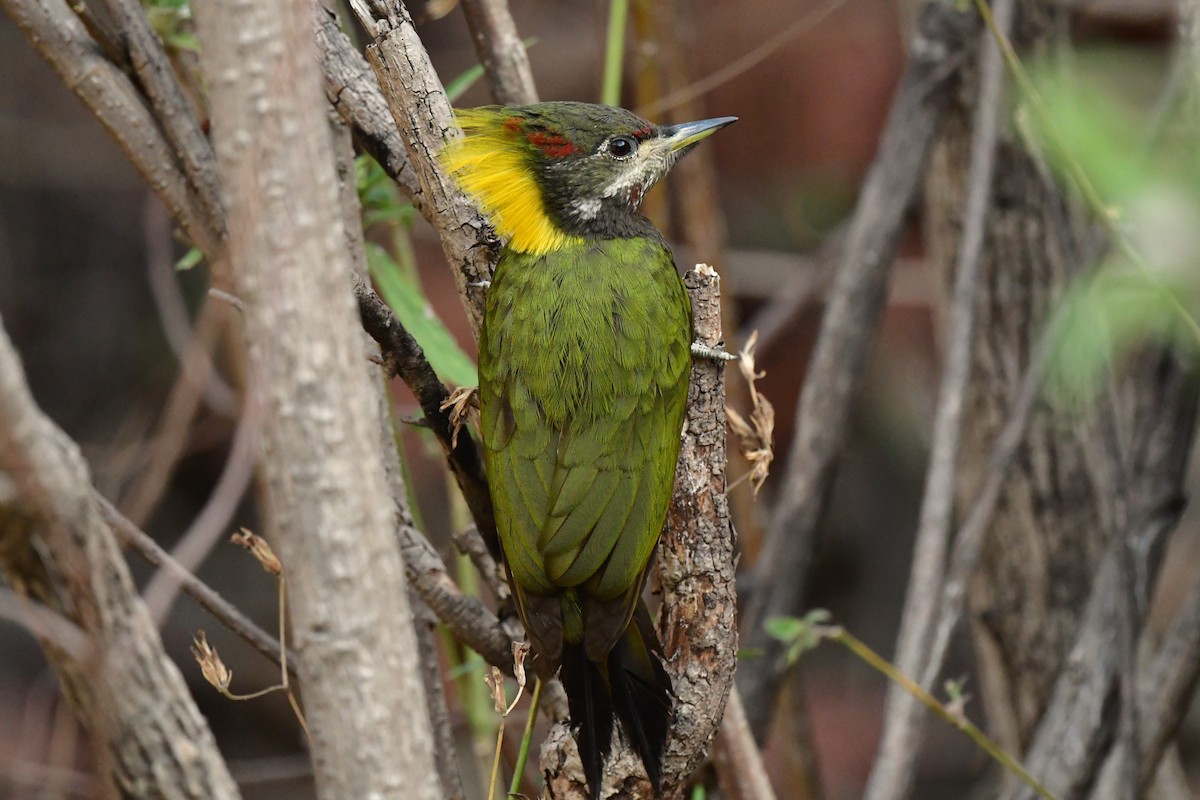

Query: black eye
[[608, 136, 636, 158]]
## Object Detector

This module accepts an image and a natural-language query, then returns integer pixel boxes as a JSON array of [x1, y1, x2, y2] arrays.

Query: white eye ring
[[605, 135, 637, 159]]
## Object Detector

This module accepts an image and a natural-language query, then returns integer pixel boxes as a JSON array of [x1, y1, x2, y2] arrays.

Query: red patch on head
[[527, 130, 578, 159], [631, 125, 654, 140], [502, 117, 523, 136]]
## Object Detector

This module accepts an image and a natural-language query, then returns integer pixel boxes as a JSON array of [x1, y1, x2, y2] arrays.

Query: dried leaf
[[512, 641, 530, 690], [484, 665, 507, 715], [191, 630, 232, 691], [727, 330, 775, 494], [439, 385, 479, 450], [231, 528, 283, 576]]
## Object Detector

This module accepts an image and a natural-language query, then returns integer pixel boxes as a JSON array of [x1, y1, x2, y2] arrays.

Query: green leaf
[[763, 616, 806, 643], [175, 247, 203, 271], [1049, 265, 1194, 405], [764, 609, 832, 665], [366, 242, 478, 387]]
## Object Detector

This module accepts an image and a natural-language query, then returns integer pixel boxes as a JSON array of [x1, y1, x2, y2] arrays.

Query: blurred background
[[1, 0, 1197, 798]]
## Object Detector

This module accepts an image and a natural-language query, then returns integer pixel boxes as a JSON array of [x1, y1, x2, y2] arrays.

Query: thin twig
[[143, 199, 237, 415], [737, 1, 978, 739], [637, 0, 853, 118], [99, 494, 300, 678], [352, 272, 499, 558], [143, 406, 257, 626], [711, 687, 780, 800], [830, 627, 1059, 800], [863, 1, 1011, 797], [119, 298, 230, 526], [509, 677, 542, 797]]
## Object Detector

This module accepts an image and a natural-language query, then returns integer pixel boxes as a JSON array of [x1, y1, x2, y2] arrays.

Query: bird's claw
[[691, 342, 739, 362]]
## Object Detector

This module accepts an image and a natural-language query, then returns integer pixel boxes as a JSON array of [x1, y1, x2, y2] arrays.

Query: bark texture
[[0, 321, 240, 800], [192, 2, 438, 797], [926, 2, 1199, 796]]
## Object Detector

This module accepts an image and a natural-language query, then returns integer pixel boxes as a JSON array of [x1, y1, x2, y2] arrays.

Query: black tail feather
[[561, 607, 673, 798], [609, 613, 672, 792], [562, 644, 614, 800]]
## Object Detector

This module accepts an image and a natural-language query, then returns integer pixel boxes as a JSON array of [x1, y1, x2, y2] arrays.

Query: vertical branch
[[737, 2, 978, 738], [863, 1, 1011, 797], [192, 0, 438, 796]]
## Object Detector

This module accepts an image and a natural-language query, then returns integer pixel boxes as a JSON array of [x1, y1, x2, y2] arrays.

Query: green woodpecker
[[441, 101, 735, 798]]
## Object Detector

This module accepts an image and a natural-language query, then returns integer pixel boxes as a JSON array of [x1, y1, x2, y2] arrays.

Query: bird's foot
[[691, 342, 739, 362]]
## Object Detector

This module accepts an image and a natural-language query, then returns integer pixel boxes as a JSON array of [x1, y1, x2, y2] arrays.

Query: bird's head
[[440, 101, 736, 255]]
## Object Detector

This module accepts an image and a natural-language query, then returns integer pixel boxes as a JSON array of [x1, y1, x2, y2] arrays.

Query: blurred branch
[[459, 0, 538, 104], [1092, 567, 1200, 798], [711, 688, 779, 800], [0, 316, 241, 799], [142, 407, 257, 626], [636, 0, 852, 119], [143, 199, 238, 416], [119, 298, 231, 526], [350, 0, 498, 335], [737, 0, 979, 739], [0, 0, 220, 257], [863, 1, 1011, 797], [0, 587, 92, 663], [1004, 342, 1199, 800]]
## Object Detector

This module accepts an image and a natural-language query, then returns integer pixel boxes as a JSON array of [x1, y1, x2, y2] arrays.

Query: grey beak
[[662, 116, 738, 152]]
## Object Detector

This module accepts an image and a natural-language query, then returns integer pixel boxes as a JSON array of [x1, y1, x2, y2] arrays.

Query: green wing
[[480, 238, 691, 662]]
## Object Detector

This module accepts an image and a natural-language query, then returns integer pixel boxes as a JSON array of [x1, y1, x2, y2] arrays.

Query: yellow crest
[[439, 109, 583, 256]]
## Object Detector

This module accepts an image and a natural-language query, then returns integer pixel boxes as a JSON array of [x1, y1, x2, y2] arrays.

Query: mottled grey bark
[[192, 1, 439, 797]]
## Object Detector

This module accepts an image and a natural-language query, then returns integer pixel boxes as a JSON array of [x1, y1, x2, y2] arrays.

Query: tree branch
[[737, 1, 979, 738], [0, 316, 240, 800], [97, 0, 225, 244], [351, 0, 499, 335], [192, 0, 439, 795], [863, 2, 1011, 796], [352, 273, 499, 556], [459, 0, 538, 105], [0, 0, 219, 257], [311, 2, 427, 208]]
